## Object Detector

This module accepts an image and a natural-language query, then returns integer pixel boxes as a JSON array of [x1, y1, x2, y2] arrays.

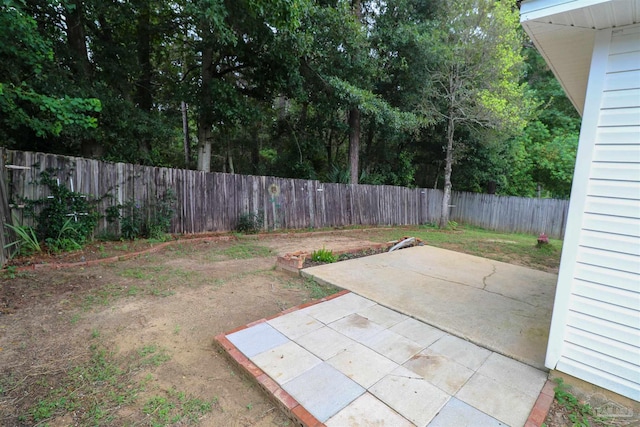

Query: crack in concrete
[[386, 264, 538, 308], [482, 264, 497, 290], [482, 264, 537, 307]]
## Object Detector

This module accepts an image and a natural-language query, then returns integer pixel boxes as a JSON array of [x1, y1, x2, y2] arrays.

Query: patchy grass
[[142, 388, 217, 426], [205, 242, 274, 261], [286, 277, 339, 301], [12, 333, 214, 427], [362, 224, 562, 272]]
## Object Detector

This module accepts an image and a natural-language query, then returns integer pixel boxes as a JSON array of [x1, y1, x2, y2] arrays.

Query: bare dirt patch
[[0, 232, 379, 426]]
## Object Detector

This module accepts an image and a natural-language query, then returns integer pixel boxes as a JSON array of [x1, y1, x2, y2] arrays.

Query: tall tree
[[348, 0, 362, 184], [428, 0, 534, 227]]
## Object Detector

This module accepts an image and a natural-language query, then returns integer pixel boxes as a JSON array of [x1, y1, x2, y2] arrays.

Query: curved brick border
[[8, 226, 402, 273], [11, 235, 238, 272]]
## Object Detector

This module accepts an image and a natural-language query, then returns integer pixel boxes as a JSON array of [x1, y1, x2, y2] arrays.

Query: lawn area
[[0, 225, 562, 426], [358, 224, 562, 273]]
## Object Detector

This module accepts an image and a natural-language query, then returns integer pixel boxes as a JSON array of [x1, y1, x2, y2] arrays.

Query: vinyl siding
[[555, 25, 640, 401]]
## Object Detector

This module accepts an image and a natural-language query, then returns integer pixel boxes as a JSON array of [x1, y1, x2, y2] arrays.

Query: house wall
[[545, 24, 640, 401]]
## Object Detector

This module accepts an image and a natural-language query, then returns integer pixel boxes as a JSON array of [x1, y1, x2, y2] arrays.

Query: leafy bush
[[235, 211, 263, 234], [20, 171, 99, 251], [310, 247, 337, 263], [45, 218, 82, 253], [107, 189, 176, 240]]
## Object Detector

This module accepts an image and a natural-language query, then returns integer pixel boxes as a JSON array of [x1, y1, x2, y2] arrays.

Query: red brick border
[[12, 235, 237, 272], [213, 291, 353, 427], [7, 226, 406, 273], [275, 242, 396, 275], [525, 380, 555, 427]]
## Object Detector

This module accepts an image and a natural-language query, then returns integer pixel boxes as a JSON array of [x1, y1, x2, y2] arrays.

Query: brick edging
[[275, 242, 396, 274], [7, 226, 408, 273], [11, 235, 237, 272], [525, 380, 555, 427], [213, 289, 350, 427]]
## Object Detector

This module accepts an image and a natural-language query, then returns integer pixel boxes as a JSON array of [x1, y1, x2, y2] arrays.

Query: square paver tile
[[328, 342, 398, 388], [329, 313, 386, 342], [361, 329, 424, 364], [403, 349, 475, 395], [268, 310, 324, 340], [370, 370, 449, 427], [389, 318, 446, 347], [456, 372, 539, 427], [295, 326, 356, 360], [325, 392, 414, 427], [476, 352, 547, 398], [302, 293, 376, 324], [252, 341, 321, 384], [227, 322, 290, 358], [428, 397, 506, 426], [357, 304, 408, 328], [282, 362, 365, 422], [428, 335, 491, 371]]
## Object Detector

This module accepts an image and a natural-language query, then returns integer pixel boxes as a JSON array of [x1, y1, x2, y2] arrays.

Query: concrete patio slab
[[226, 322, 289, 357], [296, 326, 355, 360], [267, 310, 324, 340], [328, 313, 386, 342], [325, 393, 414, 427], [428, 398, 505, 426], [327, 342, 399, 388], [403, 349, 475, 395], [252, 341, 321, 384], [215, 291, 550, 426], [302, 245, 557, 369], [282, 362, 365, 422], [456, 372, 540, 426], [369, 369, 450, 426], [360, 328, 424, 364]]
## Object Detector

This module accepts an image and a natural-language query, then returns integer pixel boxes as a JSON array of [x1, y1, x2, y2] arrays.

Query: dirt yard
[[0, 232, 385, 426], [0, 227, 574, 426]]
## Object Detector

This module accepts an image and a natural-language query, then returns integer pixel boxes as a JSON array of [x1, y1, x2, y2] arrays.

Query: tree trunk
[[64, 0, 90, 76], [348, 108, 360, 184], [197, 44, 214, 172], [440, 114, 455, 228], [348, 0, 362, 185], [135, 0, 153, 162], [181, 101, 190, 168], [197, 125, 212, 172]]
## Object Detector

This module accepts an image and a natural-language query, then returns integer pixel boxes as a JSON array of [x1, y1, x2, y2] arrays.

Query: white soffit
[[521, 0, 640, 116]]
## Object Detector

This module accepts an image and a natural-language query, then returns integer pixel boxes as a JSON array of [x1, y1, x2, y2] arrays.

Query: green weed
[[551, 378, 611, 427], [299, 277, 338, 300], [310, 247, 337, 263], [137, 344, 171, 366], [143, 388, 216, 426], [226, 243, 273, 259]]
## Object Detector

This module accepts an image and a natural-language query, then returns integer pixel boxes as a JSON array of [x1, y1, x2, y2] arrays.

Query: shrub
[[107, 189, 176, 240], [236, 211, 263, 234], [21, 171, 99, 251]]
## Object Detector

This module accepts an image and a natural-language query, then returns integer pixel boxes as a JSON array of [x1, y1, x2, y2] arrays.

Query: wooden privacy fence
[[3, 150, 442, 235], [1, 150, 569, 261], [450, 192, 570, 238]]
